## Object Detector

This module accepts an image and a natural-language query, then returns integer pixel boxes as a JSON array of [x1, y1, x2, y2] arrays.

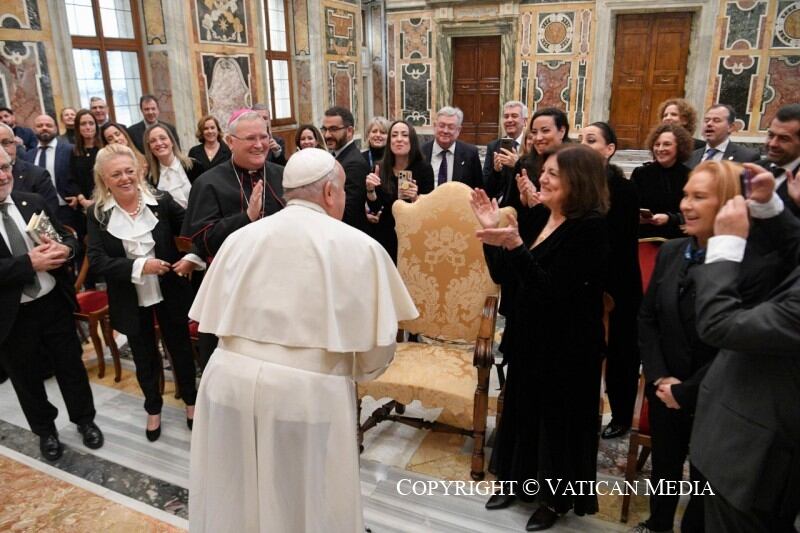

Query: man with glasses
[[0, 123, 59, 214], [251, 103, 287, 166], [421, 106, 483, 190], [322, 106, 370, 232], [182, 110, 284, 366]]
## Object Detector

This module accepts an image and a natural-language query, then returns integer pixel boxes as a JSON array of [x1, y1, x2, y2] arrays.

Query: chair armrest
[[473, 295, 498, 369]]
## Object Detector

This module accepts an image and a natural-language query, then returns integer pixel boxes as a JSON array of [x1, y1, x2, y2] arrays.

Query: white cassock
[[188, 199, 418, 533]]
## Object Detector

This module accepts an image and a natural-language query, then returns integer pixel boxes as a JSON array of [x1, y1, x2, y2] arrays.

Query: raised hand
[[469, 188, 500, 229], [247, 180, 264, 221], [714, 196, 749, 238], [786, 169, 800, 208], [516, 169, 540, 208], [366, 165, 381, 194], [475, 213, 523, 249], [742, 163, 774, 204]]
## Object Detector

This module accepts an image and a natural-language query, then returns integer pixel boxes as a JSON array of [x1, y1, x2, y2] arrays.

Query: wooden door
[[609, 13, 693, 148], [452, 36, 501, 145]]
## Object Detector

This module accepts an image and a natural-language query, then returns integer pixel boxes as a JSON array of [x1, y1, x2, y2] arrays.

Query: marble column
[[159, 0, 196, 148]]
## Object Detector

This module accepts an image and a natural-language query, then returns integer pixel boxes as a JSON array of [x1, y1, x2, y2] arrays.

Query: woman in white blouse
[[87, 144, 202, 441], [143, 124, 202, 209]]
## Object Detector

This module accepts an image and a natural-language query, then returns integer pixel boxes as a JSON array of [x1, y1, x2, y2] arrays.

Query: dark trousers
[[645, 384, 705, 532], [604, 300, 640, 427], [0, 290, 95, 436], [126, 303, 197, 415], [196, 332, 218, 369], [705, 488, 798, 533]]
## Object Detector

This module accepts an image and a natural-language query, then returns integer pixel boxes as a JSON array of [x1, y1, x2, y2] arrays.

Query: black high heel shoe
[[187, 417, 193, 430], [146, 414, 161, 442]]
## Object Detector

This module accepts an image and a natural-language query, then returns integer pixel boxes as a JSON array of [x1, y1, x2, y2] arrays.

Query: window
[[66, 0, 146, 125], [262, 0, 294, 124]]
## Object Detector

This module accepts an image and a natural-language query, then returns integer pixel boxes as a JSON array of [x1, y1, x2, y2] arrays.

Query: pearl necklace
[[124, 194, 143, 217]]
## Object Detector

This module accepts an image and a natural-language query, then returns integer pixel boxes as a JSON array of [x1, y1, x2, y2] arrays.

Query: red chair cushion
[[76, 290, 108, 313], [638, 397, 651, 436], [188, 320, 199, 338]]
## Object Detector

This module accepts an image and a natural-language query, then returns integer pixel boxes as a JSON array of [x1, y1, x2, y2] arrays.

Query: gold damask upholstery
[[358, 181, 515, 480]]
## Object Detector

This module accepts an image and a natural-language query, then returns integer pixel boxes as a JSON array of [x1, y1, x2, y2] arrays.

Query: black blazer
[[267, 137, 287, 166], [86, 193, 193, 335], [631, 161, 689, 239], [605, 165, 642, 307], [14, 126, 37, 152], [188, 142, 232, 176], [421, 140, 483, 189], [686, 140, 760, 169], [128, 120, 181, 154], [66, 146, 99, 198], [0, 192, 79, 343], [337, 141, 371, 233], [482, 137, 518, 200], [12, 159, 59, 214], [690, 210, 800, 518], [20, 141, 76, 200]]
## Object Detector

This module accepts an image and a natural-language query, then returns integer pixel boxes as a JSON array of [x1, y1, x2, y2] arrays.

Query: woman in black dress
[[187, 115, 231, 176], [69, 108, 101, 214], [581, 122, 643, 439], [364, 120, 433, 262], [632, 123, 694, 239], [475, 144, 609, 530]]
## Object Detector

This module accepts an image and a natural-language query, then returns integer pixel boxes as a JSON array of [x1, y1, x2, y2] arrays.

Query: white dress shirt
[[35, 137, 67, 205], [432, 141, 454, 188], [706, 193, 784, 264], [157, 157, 192, 209], [702, 138, 730, 162]]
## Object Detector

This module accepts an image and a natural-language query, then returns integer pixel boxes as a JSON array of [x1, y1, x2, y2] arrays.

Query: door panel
[[452, 36, 501, 145]]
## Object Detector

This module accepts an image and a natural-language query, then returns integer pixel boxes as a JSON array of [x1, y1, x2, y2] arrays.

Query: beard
[[37, 131, 56, 143]]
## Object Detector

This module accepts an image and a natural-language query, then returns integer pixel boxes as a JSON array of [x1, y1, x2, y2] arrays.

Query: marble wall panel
[[148, 51, 175, 125], [0, 41, 54, 122], [759, 55, 800, 129], [400, 18, 431, 60], [328, 61, 357, 110], [143, 0, 167, 45], [295, 59, 312, 124], [520, 60, 531, 110], [537, 12, 575, 54], [388, 22, 396, 118], [401, 63, 430, 126], [772, 0, 800, 48], [200, 54, 252, 130], [326, 8, 356, 57], [721, 0, 767, 50], [574, 60, 587, 128], [195, 0, 247, 45], [520, 12, 534, 56], [294, 0, 311, 55], [0, 0, 40, 30], [714, 55, 759, 130], [534, 60, 571, 112]]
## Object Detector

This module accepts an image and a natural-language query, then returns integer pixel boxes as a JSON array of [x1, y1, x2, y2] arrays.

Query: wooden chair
[[73, 242, 122, 381], [619, 237, 667, 522], [357, 182, 515, 481]]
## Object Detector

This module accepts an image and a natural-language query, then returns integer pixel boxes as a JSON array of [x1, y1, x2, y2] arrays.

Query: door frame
[[434, 17, 516, 138], [590, 0, 718, 139]]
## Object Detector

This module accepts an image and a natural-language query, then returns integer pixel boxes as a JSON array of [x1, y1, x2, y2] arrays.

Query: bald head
[[34, 114, 58, 144]]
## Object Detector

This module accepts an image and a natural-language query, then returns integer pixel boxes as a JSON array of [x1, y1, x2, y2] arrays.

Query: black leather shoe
[[39, 433, 63, 461], [77, 422, 104, 449], [526, 506, 559, 531], [485, 493, 517, 510], [601, 421, 630, 440], [146, 425, 161, 442]]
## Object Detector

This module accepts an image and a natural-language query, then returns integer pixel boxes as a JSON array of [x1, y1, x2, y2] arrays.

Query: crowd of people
[[0, 93, 798, 533]]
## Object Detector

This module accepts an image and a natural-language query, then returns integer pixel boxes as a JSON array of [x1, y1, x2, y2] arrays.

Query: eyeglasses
[[230, 134, 270, 144], [0, 139, 15, 147], [320, 126, 347, 134]]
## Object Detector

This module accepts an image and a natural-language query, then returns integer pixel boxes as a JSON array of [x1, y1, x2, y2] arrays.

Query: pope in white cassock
[[188, 148, 418, 532]]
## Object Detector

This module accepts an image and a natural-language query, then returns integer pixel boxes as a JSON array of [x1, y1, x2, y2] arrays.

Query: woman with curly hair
[[657, 98, 705, 150]]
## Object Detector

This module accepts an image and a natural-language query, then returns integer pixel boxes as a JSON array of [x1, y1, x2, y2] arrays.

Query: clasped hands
[[655, 377, 682, 409], [469, 189, 523, 249], [143, 257, 196, 277], [29, 235, 71, 272]]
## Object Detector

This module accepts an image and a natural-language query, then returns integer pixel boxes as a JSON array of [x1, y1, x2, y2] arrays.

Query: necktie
[[703, 147, 719, 161], [770, 164, 786, 178], [438, 150, 449, 186], [0, 204, 41, 298], [36, 145, 48, 168]]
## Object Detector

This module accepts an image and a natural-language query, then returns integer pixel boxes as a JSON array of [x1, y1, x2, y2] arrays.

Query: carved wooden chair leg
[[471, 366, 490, 481], [620, 433, 640, 523], [86, 316, 106, 379], [636, 447, 651, 471], [99, 315, 122, 382]]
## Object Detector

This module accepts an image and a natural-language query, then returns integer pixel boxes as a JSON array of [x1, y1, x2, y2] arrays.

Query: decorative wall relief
[[143, 0, 167, 45], [400, 18, 431, 60], [196, 0, 247, 45], [759, 55, 800, 129], [0, 41, 54, 121], [328, 61, 357, 110], [325, 8, 356, 57], [715, 56, 758, 130], [148, 51, 174, 125], [0, 0, 41, 31], [772, 1, 800, 48], [294, 0, 310, 55], [201, 55, 252, 129], [579, 9, 591, 54], [520, 60, 531, 110], [574, 60, 587, 128], [537, 12, 574, 54], [721, 0, 767, 50], [520, 12, 534, 56], [388, 22, 396, 118], [534, 60, 571, 111], [401, 63, 430, 126]]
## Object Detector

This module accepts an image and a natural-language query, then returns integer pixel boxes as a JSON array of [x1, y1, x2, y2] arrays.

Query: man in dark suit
[[0, 149, 103, 461], [1, 123, 58, 213], [483, 101, 528, 200], [754, 104, 800, 218], [0, 106, 37, 152], [421, 106, 483, 190], [127, 94, 180, 154], [252, 103, 287, 166], [690, 174, 800, 532], [19, 114, 81, 232], [687, 104, 760, 169], [322, 106, 370, 233]]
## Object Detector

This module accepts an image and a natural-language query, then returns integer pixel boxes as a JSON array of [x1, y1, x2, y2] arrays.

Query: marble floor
[[0, 335, 659, 532]]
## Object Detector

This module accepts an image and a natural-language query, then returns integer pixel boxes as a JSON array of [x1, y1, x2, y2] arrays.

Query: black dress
[[69, 146, 100, 198], [366, 158, 434, 263], [362, 146, 385, 170], [187, 142, 232, 177], [487, 207, 609, 516], [631, 161, 689, 239]]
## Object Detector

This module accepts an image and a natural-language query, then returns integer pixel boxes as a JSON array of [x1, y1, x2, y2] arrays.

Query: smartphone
[[639, 208, 654, 219], [500, 137, 515, 152], [741, 168, 754, 197], [397, 170, 413, 191]]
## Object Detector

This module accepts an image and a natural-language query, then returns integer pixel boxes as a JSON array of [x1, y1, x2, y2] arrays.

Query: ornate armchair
[[357, 182, 515, 480]]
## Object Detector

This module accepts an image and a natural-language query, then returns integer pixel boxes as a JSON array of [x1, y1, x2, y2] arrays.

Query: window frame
[[69, 0, 148, 124], [262, 0, 295, 126]]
